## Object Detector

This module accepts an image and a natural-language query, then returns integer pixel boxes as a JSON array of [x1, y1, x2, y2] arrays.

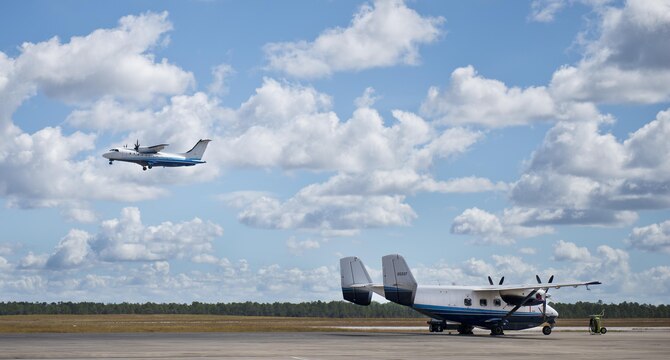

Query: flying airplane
[[340, 254, 601, 336], [103, 139, 211, 171]]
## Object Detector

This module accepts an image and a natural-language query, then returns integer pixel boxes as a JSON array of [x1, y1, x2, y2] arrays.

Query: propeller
[[535, 274, 555, 320], [134, 140, 140, 152], [488, 276, 505, 286]]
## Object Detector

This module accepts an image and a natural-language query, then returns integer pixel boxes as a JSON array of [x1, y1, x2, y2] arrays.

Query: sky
[[1, 0, 669, 305]]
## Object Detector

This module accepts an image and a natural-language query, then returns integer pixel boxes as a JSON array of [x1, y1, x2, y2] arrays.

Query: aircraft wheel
[[600, 327, 607, 334], [148, 165, 153, 169], [429, 325, 434, 332], [542, 325, 552, 335], [437, 325, 443, 332], [108, 161, 112, 165], [491, 326, 504, 336], [142, 166, 147, 171]]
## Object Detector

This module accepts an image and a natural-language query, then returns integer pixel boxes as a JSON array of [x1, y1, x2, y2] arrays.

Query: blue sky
[[1, 0, 670, 304]]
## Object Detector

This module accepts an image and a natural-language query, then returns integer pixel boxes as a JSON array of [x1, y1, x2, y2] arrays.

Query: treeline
[[0, 301, 668, 318], [551, 301, 670, 318], [0, 301, 421, 318]]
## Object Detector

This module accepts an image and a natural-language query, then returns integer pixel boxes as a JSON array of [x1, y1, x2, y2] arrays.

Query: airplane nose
[[103, 153, 110, 159]]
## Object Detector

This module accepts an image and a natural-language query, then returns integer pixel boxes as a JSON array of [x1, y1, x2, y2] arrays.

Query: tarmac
[[0, 331, 668, 359]]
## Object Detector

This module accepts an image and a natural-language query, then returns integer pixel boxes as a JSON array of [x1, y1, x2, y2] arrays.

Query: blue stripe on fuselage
[[412, 303, 550, 330]]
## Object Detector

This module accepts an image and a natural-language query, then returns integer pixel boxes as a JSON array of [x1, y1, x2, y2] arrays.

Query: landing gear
[[148, 165, 152, 169], [490, 325, 504, 336], [142, 166, 147, 171], [108, 161, 113, 165], [457, 324, 474, 335], [542, 325, 552, 335], [429, 323, 444, 332]]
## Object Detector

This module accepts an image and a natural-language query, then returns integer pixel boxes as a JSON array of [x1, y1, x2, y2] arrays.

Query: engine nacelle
[[500, 289, 545, 306]]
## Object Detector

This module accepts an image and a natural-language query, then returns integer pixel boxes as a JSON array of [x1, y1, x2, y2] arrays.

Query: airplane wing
[[471, 280, 601, 292], [145, 144, 169, 153], [351, 283, 385, 297]]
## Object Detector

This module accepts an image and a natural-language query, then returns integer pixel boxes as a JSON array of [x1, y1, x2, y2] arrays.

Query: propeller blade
[[548, 275, 554, 284], [499, 276, 504, 285], [536, 275, 541, 284], [488, 276, 493, 286], [505, 289, 538, 318]]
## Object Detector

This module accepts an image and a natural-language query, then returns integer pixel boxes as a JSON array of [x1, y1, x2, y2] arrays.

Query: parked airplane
[[103, 139, 211, 171], [340, 254, 601, 336]]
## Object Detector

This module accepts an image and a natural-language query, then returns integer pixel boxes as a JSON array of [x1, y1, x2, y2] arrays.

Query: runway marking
[[291, 357, 312, 360]]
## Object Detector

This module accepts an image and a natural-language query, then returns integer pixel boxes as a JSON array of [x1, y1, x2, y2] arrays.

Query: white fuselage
[[410, 285, 557, 330], [103, 148, 204, 169]]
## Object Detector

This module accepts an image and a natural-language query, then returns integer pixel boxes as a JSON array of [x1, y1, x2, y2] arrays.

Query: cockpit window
[[108, 149, 119, 152]]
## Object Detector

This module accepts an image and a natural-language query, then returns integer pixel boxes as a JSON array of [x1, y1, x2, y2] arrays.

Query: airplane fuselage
[[103, 148, 205, 168], [410, 285, 558, 331], [102, 139, 211, 171]]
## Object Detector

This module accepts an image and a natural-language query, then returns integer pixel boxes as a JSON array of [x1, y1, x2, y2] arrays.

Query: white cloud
[[2, 11, 192, 109], [18, 252, 48, 269], [529, 0, 567, 22], [0, 12, 201, 215], [510, 109, 670, 226], [0, 126, 167, 210], [208, 63, 235, 96], [216, 80, 483, 173], [450, 207, 554, 245], [550, 0, 670, 103], [553, 240, 593, 262], [46, 229, 92, 269], [421, 66, 557, 127], [286, 237, 321, 255], [264, 0, 443, 78], [235, 192, 416, 234], [91, 207, 224, 262], [627, 220, 670, 254]]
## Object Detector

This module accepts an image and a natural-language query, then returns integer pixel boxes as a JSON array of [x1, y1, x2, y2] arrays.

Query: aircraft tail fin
[[182, 139, 212, 160], [382, 254, 417, 306], [340, 256, 373, 306]]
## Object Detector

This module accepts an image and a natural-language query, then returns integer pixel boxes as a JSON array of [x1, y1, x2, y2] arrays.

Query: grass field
[[0, 315, 668, 333]]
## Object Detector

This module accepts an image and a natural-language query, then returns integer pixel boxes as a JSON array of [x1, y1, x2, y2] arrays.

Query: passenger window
[[480, 299, 487, 307], [464, 298, 472, 306], [494, 298, 502, 307]]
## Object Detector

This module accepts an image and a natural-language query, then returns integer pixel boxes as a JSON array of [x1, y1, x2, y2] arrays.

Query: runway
[[1, 331, 668, 359]]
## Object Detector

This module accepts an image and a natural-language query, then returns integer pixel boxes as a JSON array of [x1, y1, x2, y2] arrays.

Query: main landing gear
[[457, 324, 474, 335], [542, 325, 552, 335], [490, 325, 504, 336], [142, 165, 153, 171]]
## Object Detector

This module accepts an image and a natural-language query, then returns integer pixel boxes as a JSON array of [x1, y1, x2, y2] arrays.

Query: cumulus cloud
[[553, 240, 593, 262], [286, 237, 321, 255], [509, 109, 670, 227], [0, 126, 167, 209], [264, 0, 443, 78], [46, 229, 92, 269], [2, 11, 192, 109], [90, 207, 224, 262], [208, 63, 235, 96], [421, 66, 557, 127], [627, 220, 670, 254], [529, 0, 567, 22], [450, 207, 554, 245], [550, 0, 670, 103], [0, 11, 199, 214], [235, 192, 416, 234]]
